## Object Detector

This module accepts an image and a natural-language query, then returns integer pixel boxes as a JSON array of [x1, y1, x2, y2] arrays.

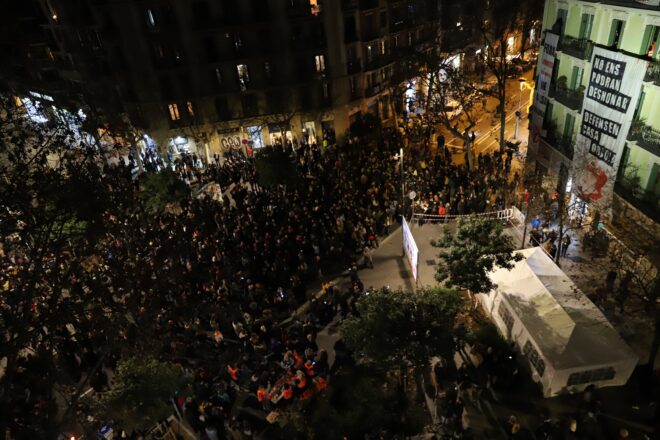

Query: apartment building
[[527, 0, 660, 231], [1, 0, 443, 157]]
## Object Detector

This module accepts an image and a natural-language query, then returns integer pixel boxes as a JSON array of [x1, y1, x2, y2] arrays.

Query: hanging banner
[[402, 217, 419, 280], [531, 32, 560, 135], [573, 47, 647, 207]]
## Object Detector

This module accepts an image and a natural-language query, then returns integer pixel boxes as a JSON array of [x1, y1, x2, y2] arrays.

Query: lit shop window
[[168, 103, 180, 121]]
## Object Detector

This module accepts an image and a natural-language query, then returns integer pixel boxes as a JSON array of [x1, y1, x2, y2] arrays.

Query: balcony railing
[[364, 83, 382, 97], [558, 35, 593, 60], [628, 120, 660, 155], [614, 181, 660, 223], [582, 0, 660, 11], [363, 54, 392, 71], [553, 86, 584, 112], [543, 130, 574, 159], [644, 60, 660, 85], [346, 60, 362, 74]]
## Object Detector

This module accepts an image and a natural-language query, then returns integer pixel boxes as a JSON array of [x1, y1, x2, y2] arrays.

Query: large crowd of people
[[2, 115, 526, 440]]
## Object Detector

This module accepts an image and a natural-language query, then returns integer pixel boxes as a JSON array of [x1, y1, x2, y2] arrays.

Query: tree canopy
[[433, 216, 522, 293], [138, 168, 190, 213], [253, 145, 301, 186], [95, 357, 186, 432], [340, 287, 467, 368]]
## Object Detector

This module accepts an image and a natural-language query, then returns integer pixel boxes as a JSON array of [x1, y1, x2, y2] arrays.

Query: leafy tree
[[310, 366, 425, 440], [433, 215, 523, 293], [0, 95, 136, 436], [341, 287, 466, 369], [95, 356, 186, 432], [480, 0, 541, 150], [138, 168, 190, 213], [253, 145, 301, 186]]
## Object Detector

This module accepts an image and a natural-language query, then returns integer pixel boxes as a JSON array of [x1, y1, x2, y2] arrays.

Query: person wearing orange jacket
[[227, 365, 238, 381]]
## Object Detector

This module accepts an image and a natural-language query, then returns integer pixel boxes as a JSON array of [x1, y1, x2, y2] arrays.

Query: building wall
[[528, 0, 660, 224], [1, 0, 441, 157]]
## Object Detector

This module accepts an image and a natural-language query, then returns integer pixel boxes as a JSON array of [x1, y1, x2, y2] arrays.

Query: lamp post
[[514, 78, 525, 140]]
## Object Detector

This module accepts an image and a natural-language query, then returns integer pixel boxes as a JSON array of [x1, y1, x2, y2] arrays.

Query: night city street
[[1, 1, 658, 439]]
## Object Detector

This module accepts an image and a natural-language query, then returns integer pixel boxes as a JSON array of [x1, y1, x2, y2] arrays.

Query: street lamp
[[514, 78, 525, 140]]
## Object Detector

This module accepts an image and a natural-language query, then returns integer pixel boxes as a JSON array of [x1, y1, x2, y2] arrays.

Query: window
[[522, 340, 545, 377], [380, 11, 386, 28], [569, 66, 583, 90], [309, 0, 320, 15], [236, 64, 250, 90], [393, 34, 399, 48], [168, 103, 180, 121], [314, 55, 326, 73], [641, 25, 660, 58], [608, 19, 625, 49], [498, 302, 514, 333], [215, 68, 223, 85], [567, 367, 615, 386], [322, 82, 329, 99], [146, 8, 156, 27], [264, 61, 272, 80], [349, 76, 356, 95], [186, 101, 194, 117], [215, 97, 230, 120], [578, 13, 594, 40], [380, 40, 385, 55], [241, 94, 258, 116], [556, 9, 567, 35], [366, 45, 374, 62]]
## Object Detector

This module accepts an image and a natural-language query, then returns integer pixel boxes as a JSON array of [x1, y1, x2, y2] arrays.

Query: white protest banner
[[402, 216, 419, 280], [573, 47, 647, 207], [531, 32, 560, 135]]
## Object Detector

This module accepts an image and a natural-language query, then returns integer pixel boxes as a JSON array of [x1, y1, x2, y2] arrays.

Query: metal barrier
[[412, 208, 515, 225]]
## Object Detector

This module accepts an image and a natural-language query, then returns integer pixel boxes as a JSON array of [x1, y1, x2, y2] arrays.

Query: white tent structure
[[479, 247, 638, 397]]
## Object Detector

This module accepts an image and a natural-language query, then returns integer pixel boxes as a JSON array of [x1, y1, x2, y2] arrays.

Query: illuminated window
[[237, 64, 250, 91], [186, 101, 194, 117], [315, 55, 326, 73], [380, 40, 385, 55], [146, 9, 156, 27], [168, 103, 180, 121], [309, 0, 320, 15]]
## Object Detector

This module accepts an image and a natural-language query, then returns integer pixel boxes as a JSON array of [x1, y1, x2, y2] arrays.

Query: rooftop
[[490, 248, 637, 369]]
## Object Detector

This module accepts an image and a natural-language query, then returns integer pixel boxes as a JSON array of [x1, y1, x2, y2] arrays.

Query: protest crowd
[[1, 118, 523, 440]]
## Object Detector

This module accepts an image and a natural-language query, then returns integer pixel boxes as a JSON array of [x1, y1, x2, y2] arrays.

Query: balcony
[[644, 60, 660, 85], [363, 54, 392, 71], [582, 0, 660, 11], [614, 180, 660, 223], [558, 35, 593, 60], [628, 120, 660, 156], [543, 129, 574, 160], [364, 83, 382, 97], [552, 85, 584, 112], [346, 60, 362, 74]]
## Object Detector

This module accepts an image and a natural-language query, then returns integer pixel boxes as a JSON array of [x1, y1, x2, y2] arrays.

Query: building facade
[[527, 0, 660, 231], [1, 0, 444, 158]]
